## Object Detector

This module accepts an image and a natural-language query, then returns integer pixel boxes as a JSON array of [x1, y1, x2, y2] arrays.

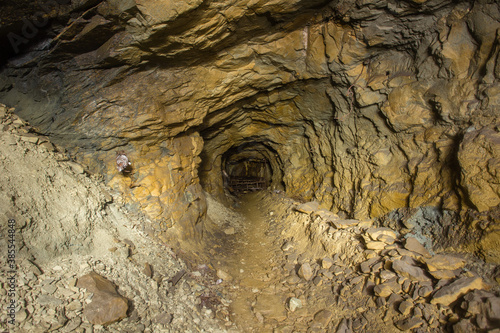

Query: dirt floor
[[1, 104, 500, 333], [203, 192, 500, 332]]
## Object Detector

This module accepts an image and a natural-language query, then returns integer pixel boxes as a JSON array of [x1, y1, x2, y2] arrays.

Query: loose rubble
[[205, 193, 500, 332]]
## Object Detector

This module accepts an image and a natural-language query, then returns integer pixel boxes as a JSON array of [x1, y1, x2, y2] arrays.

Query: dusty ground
[[1, 104, 500, 333]]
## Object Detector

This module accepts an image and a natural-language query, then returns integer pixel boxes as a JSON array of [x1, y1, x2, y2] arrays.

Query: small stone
[[216, 270, 233, 282], [322, 257, 334, 269], [363, 278, 375, 294], [153, 313, 173, 325], [288, 297, 302, 312], [281, 242, 294, 251], [365, 241, 387, 250], [59, 287, 76, 298], [392, 259, 430, 282], [429, 269, 459, 280], [333, 219, 360, 229], [421, 304, 434, 322], [298, 263, 314, 281], [358, 220, 374, 228], [314, 309, 333, 327], [331, 266, 343, 276], [418, 285, 433, 298], [286, 275, 301, 284], [42, 284, 58, 295], [377, 234, 395, 244], [40, 141, 55, 152], [20, 134, 39, 144], [77, 272, 129, 325], [66, 161, 85, 174], [37, 295, 63, 307], [452, 319, 476, 333], [314, 209, 340, 222], [425, 254, 466, 272], [62, 317, 82, 333], [313, 276, 323, 286], [295, 201, 319, 214], [486, 296, 500, 322], [67, 278, 78, 288], [399, 300, 413, 315], [224, 226, 235, 235], [66, 300, 83, 312], [26, 260, 43, 276], [373, 283, 393, 297], [431, 276, 485, 306], [366, 227, 397, 241], [143, 263, 153, 278], [395, 317, 425, 331], [16, 309, 28, 322], [320, 270, 334, 279], [404, 237, 431, 258], [376, 296, 386, 307], [387, 293, 403, 305], [336, 319, 351, 333], [380, 270, 396, 281], [413, 306, 422, 317], [83, 292, 128, 325], [371, 261, 383, 272], [401, 279, 411, 293], [476, 313, 488, 329], [360, 257, 379, 274]]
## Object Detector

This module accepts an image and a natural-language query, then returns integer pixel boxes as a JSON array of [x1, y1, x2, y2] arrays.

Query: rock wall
[[0, 0, 499, 259]]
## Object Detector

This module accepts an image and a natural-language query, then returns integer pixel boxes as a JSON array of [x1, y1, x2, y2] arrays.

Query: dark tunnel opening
[[221, 141, 284, 196]]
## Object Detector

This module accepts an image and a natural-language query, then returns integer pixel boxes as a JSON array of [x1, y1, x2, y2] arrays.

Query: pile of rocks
[[0, 250, 230, 333], [283, 200, 500, 332]]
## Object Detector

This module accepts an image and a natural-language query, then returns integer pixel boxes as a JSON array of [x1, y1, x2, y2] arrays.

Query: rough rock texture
[[0, 0, 499, 260], [431, 276, 485, 306], [77, 272, 129, 325]]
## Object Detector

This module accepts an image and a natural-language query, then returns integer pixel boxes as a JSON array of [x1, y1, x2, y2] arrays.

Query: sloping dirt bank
[[0, 104, 228, 332]]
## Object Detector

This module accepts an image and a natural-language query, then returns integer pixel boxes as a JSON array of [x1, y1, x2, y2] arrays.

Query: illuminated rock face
[[0, 0, 498, 259]]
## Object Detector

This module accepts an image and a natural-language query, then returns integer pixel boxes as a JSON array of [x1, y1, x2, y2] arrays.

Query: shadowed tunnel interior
[[0, 0, 500, 332], [221, 141, 277, 195]]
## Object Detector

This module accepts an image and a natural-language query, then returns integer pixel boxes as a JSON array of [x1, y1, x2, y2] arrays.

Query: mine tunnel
[[0, 0, 500, 332], [221, 141, 283, 195]]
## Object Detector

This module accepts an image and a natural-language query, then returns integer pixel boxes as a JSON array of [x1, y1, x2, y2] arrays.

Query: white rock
[[288, 297, 303, 312]]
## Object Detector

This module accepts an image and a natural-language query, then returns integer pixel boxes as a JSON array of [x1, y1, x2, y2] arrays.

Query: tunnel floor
[[202, 192, 404, 332], [201, 191, 499, 333], [209, 192, 284, 330]]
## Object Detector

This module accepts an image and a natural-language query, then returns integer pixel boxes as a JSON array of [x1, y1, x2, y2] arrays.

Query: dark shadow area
[[221, 141, 281, 196]]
